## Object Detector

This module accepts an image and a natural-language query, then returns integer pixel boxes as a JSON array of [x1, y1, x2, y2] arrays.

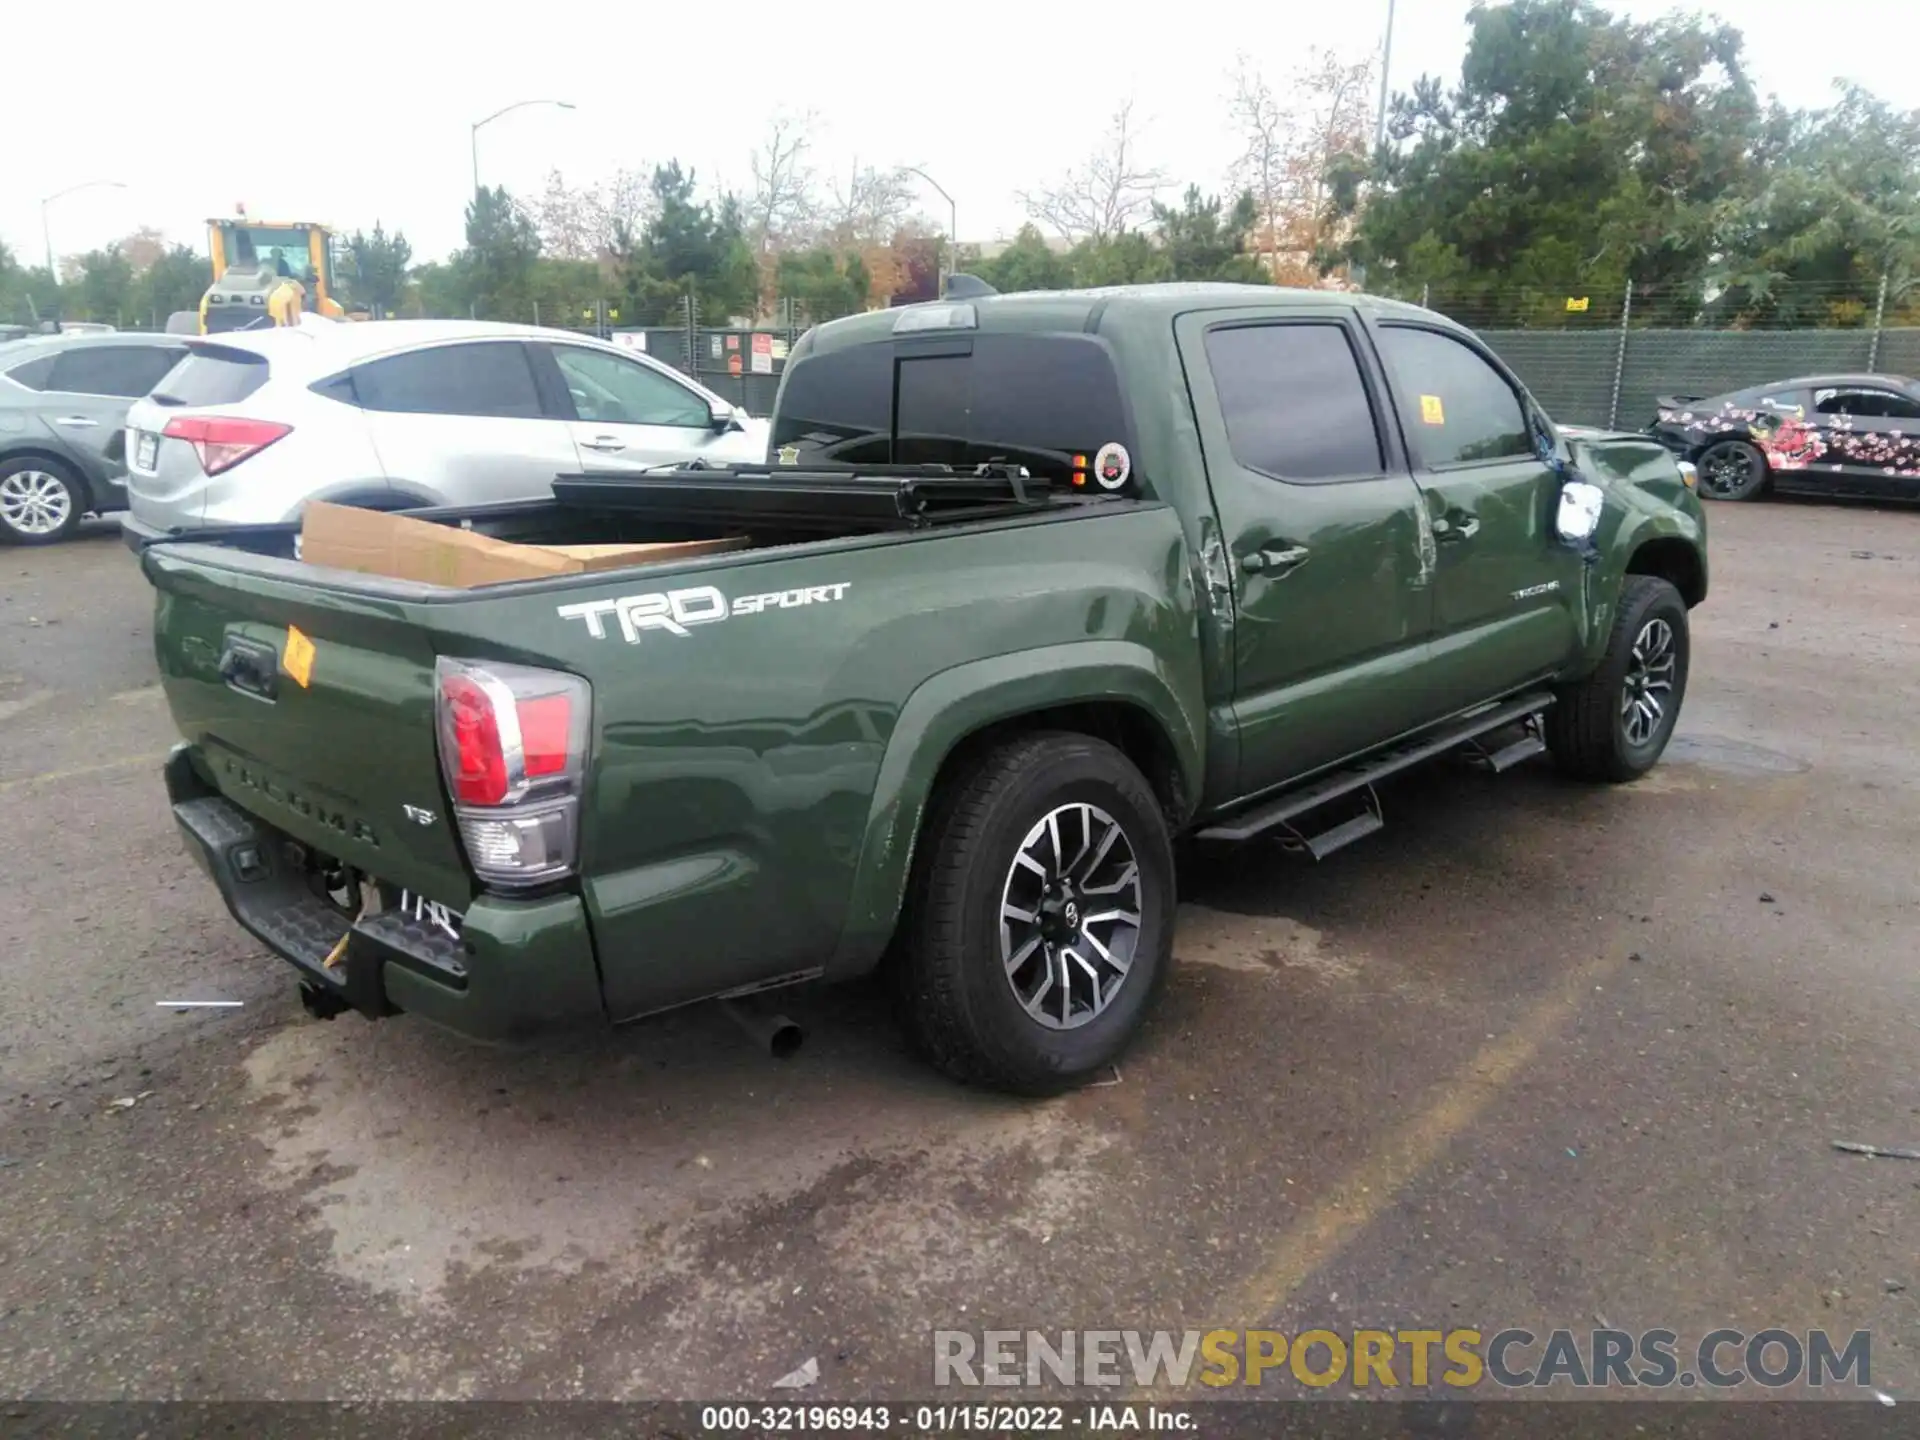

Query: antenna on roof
[[943, 273, 998, 300]]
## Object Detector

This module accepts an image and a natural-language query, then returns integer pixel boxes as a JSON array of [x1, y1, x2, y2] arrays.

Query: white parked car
[[121, 319, 770, 540]]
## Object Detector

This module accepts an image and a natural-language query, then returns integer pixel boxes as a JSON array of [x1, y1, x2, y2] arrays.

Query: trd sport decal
[[558, 582, 852, 644]]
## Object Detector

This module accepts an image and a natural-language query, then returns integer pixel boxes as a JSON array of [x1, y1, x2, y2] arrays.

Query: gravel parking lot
[[1, 503, 1916, 1405]]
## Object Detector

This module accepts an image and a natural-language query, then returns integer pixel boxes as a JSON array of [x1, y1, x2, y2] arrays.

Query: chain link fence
[[1397, 277, 1920, 430]]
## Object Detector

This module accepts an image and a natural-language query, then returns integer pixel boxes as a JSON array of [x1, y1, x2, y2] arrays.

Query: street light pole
[[903, 167, 957, 293], [1374, 0, 1397, 153], [470, 99, 576, 197], [40, 179, 127, 276]]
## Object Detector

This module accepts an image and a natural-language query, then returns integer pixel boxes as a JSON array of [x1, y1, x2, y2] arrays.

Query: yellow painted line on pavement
[[0, 754, 158, 795], [1214, 943, 1620, 1327]]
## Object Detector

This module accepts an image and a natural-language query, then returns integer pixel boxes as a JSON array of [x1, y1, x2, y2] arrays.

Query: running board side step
[[1195, 691, 1556, 846]]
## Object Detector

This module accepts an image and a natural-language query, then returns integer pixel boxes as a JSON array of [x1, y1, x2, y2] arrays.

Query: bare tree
[[822, 160, 920, 247], [1224, 49, 1375, 285], [1227, 55, 1288, 279], [529, 168, 658, 263], [1017, 99, 1165, 243], [748, 113, 819, 254]]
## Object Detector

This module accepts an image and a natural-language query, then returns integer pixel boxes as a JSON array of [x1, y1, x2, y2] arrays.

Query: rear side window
[[1202, 323, 1383, 482], [771, 333, 1134, 477], [152, 348, 270, 406], [1815, 388, 1920, 420], [350, 342, 545, 419], [3, 351, 57, 391], [1376, 325, 1531, 466], [45, 345, 186, 398]]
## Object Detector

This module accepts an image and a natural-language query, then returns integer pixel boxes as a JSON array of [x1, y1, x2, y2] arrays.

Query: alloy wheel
[[999, 802, 1143, 1031], [1621, 617, 1677, 747], [0, 469, 74, 536]]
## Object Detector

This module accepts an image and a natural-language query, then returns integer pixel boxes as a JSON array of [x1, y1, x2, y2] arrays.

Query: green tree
[[971, 224, 1075, 293], [617, 162, 761, 324], [1152, 186, 1270, 283], [775, 246, 869, 322], [133, 245, 209, 325], [345, 223, 414, 316], [71, 246, 136, 325], [1705, 86, 1920, 326], [1336, 0, 1760, 324], [456, 186, 541, 320], [1069, 230, 1167, 287]]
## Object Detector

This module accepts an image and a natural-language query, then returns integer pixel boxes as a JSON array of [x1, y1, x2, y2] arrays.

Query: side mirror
[[708, 399, 744, 432]]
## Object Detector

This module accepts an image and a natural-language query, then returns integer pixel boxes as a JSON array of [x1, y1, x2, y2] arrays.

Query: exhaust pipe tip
[[718, 997, 804, 1059]]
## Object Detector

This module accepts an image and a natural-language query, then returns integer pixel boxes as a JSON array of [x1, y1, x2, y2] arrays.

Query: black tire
[[0, 456, 86, 545], [892, 731, 1176, 1095], [1546, 576, 1690, 783], [1694, 437, 1770, 501]]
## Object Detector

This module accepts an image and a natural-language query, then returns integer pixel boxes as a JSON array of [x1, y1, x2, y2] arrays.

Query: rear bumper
[[120, 511, 169, 552], [165, 745, 606, 1041]]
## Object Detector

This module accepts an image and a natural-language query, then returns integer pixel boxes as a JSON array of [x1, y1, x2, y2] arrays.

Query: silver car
[[0, 331, 193, 543], [121, 318, 771, 539]]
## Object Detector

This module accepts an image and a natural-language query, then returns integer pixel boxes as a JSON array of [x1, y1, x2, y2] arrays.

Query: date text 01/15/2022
[[697, 1404, 1194, 1432]]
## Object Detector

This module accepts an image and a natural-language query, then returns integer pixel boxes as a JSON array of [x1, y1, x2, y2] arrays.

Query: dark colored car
[[0, 331, 192, 543], [1648, 374, 1920, 503]]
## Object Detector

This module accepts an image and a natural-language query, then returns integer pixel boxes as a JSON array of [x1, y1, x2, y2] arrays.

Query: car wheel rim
[[1698, 444, 1754, 498], [0, 470, 73, 535], [999, 802, 1143, 1032], [1621, 617, 1677, 747]]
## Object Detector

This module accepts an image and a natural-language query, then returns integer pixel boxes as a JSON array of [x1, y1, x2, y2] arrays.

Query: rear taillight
[[433, 658, 590, 889], [161, 415, 291, 475]]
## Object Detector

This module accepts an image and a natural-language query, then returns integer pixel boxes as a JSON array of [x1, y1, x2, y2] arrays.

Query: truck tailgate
[[145, 547, 474, 906]]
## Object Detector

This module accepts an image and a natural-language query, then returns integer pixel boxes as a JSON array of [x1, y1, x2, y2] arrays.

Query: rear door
[[1368, 320, 1585, 712], [351, 340, 581, 504], [1176, 307, 1437, 796], [1808, 385, 1920, 498], [39, 343, 187, 489], [537, 342, 743, 470]]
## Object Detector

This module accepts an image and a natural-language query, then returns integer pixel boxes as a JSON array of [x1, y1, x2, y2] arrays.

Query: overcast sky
[[7, 0, 1918, 270]]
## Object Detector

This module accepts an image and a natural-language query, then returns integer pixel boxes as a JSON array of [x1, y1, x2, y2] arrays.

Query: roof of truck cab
[[796, 282, 1445, 357]]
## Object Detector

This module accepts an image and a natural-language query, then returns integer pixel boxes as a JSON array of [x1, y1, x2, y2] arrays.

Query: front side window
[[1377, 325, 1532, 466], [1202, 322, 1384, 483], [350, 343, 545, 419], [552, 347, 709, 428]]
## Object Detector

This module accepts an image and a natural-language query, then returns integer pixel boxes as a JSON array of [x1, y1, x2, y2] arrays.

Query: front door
[[1176, 308, 1436, 800], [541, 343, 742, 471], [1808, 384, 1920, 500], [1367, 321, 1586, 714]]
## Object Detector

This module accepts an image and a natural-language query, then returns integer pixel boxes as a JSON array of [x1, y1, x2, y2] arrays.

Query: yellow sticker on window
[[283, 625, 316, 689], [1420, 394, 1446, 425]]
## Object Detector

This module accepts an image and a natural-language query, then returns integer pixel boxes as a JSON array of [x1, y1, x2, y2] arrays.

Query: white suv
[[121, 318, 770, 540]]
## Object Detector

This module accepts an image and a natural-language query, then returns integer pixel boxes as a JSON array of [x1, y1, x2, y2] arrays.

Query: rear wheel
[[0, 457, 84, 544], [1695, 438, 1770, 501], [893, 732, 1175, 1095], [1546, 576, 1690, 783]]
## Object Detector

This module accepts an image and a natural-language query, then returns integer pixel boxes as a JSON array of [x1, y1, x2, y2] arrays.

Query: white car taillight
[[433, 657, 590, 889], [161, 415, 292, 475]]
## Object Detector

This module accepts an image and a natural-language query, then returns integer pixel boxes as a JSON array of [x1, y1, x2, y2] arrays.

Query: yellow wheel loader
[[169, 214, 355, 334]]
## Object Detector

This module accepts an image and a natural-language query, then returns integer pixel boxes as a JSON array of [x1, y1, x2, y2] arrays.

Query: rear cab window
[[771, 331, 1136, 484]]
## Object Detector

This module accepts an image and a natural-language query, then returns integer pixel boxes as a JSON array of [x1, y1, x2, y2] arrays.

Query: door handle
[[54, 416, 100, 428], [1432, 514, 1480, 543], [583, 435, 626, 453], [1240, 544, 1311, 575]]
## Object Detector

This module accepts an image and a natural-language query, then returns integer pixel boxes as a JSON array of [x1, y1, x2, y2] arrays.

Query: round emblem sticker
[[1093, 442, 1131, 491]]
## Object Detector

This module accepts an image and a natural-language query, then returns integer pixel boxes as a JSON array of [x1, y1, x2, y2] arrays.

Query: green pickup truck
[[138, 281, 1707, 1094]]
